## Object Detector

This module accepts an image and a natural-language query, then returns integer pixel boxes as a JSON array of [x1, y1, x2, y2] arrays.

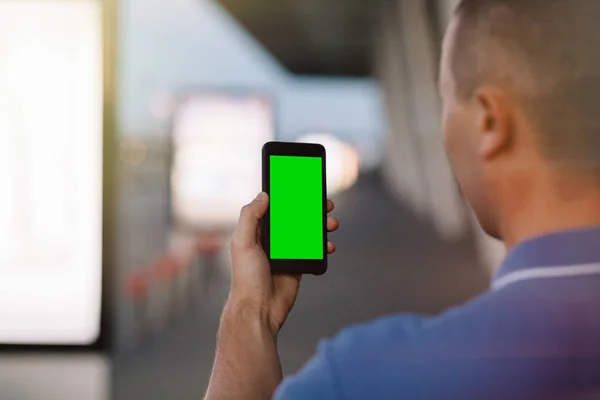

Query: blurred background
[[0, 0, 506, 399]]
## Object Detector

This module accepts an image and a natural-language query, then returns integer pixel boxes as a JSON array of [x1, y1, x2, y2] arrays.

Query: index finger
[[327, 200, 335, 213]]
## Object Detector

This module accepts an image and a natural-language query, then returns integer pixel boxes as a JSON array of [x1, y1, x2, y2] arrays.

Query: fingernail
[[255, 192, 267, 201]]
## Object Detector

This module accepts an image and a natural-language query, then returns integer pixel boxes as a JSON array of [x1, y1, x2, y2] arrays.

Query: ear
[[475, 87, 513, 160]]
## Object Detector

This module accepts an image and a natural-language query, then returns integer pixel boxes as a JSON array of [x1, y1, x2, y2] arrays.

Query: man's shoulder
[[323, 283, 600, 398], [329, 289, 500, 357], [276, 313, 442, 400], [328, 313, 431, 354], [296, 292, 504, 399], [275, 295, 497, 400], [277, 282, 600, 399]]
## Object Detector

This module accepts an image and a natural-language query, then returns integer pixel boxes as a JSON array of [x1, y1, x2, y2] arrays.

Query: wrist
[[209, 298, 284, 400], [220, 297, 278, 339]]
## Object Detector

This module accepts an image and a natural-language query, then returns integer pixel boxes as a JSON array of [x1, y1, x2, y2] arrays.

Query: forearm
[[205, 301, 283, 400]]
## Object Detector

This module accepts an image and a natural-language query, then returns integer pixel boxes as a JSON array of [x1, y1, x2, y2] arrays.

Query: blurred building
[[0, 1, 504, 398], [118, 0, 385, 153]]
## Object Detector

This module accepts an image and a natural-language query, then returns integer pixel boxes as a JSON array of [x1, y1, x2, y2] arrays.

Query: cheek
[[442, 106, 481, 189], [442, 106, 464, 163], [444, 100, 481, 159], [441, 102, 496, 232]]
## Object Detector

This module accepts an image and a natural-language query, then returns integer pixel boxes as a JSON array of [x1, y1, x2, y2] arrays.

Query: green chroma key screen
[[269, 155, 324, 260]]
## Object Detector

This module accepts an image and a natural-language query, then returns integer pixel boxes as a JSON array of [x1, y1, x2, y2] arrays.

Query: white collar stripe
[[492, 263, 600, 291]]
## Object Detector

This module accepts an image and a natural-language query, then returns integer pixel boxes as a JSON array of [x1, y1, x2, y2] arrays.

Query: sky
[[118, 0, 386, 153]]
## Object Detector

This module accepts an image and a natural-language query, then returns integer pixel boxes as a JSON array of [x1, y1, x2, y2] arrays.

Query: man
[[206, 0, 600, 398]]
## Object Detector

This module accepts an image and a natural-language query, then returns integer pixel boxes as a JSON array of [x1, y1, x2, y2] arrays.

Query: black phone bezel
[[261, 141, 328, 276]]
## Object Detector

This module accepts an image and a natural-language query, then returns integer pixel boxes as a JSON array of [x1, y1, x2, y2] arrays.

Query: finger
[[232, 192, 269, 250], [327, 200, 335, 213], [327, 217, 339, 232], [327, 241, 336, 254]]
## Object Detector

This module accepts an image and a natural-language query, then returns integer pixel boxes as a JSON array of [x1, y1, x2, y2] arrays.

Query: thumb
[[231, 192, 269, 250]]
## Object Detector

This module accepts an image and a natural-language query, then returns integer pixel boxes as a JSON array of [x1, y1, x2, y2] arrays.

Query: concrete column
[[397, 0, 467, 241], [437, 0, 460, 29], [377, 0, 429, 215]]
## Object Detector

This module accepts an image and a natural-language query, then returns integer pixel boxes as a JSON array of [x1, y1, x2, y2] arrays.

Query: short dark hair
[[452, 0, 600, 168]]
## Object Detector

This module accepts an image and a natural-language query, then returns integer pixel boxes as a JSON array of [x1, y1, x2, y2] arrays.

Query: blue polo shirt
[[274, 227, 600, 399]]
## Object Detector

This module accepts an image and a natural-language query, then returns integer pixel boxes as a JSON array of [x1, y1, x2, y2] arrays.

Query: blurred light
[[296, 133, 360, 196], [171, 92, 274, 231], [119, 138, 147, 166], [0, 1, 103, 344]]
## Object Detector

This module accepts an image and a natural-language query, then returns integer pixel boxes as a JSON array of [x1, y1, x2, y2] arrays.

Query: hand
[[227, 192, 339, 336]]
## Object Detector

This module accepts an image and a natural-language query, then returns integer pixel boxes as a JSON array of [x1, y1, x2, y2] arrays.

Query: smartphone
[[261, 141, 328, 275]]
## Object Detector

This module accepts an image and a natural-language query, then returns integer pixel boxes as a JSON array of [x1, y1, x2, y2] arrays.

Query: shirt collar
[[494, 226, 600, 283]]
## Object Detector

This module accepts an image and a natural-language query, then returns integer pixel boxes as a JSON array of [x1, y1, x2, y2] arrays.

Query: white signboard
[[171, 93, 274, 231], [0, 1, 103, 344]]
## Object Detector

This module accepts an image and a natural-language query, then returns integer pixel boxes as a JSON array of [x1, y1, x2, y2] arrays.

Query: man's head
[[440, 0, 600, 240]]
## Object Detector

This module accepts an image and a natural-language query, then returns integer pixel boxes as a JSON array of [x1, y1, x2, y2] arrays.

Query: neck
[[499, 171, 600, 251]]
